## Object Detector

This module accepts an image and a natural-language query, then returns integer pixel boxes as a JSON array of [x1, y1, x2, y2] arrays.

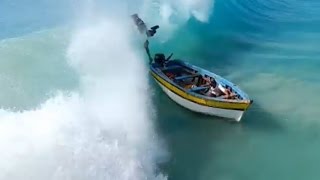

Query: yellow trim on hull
[[151, 71, 251, 111]]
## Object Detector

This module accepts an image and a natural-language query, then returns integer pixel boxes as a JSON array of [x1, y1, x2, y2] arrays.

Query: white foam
[[137, 0, 214, 40], [0, 13, 167, 180], [142, 0, 214, 21], [0, 0, 216, 178]]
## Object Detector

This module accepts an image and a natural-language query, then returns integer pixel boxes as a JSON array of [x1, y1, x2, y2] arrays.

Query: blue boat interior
[[157, 61, 246, 100]]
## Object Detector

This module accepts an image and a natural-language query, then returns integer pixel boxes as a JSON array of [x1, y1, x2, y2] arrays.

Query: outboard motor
[[154, 53, 166, 67]]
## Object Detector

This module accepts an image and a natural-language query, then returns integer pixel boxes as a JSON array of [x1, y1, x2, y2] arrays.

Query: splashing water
[[0, 11, 166, 180], [138, 0, 215, 39], [0, 0, 215, 179]]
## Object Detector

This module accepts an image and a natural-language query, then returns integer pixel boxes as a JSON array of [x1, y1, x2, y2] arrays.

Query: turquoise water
[[1, 0, 320, 180], [154, 1, 320, 179]]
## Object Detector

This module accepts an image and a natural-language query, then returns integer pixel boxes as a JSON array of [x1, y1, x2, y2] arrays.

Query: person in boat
[[202, 77, 236, 99], [165, 72, 176, 79]]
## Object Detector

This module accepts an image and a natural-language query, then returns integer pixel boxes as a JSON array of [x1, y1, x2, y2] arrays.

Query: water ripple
[[223, 0, 320, 26]]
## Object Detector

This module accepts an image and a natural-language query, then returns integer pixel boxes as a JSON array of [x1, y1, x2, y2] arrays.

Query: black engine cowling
[[154, 53, 166, 65]]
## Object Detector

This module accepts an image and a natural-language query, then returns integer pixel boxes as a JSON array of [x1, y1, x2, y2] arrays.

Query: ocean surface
[[1, 0, 320, 180]]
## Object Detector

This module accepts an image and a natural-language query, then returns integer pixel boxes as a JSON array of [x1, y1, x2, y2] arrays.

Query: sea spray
[[67, 17, 168, 179], [139, 0, 214, 39], [0, 0, 217, 178], [0, 10, 167, 180]]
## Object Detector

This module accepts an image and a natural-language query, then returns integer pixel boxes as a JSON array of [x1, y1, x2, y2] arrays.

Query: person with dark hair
[[201, 77, 234, 98], [222, 86, 237, 99], [206, 78, 220, 97], [210, 79, 237, 99]]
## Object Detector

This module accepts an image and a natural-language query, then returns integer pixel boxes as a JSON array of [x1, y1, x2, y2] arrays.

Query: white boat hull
[[157, 82, 244, 122]]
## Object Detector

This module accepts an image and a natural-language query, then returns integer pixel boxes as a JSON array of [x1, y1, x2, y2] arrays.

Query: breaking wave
[[0, 0, 214, 179]]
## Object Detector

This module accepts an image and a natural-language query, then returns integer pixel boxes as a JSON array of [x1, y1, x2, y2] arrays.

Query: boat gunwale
[[150, 60, 252, 104], [150, 71, 249, 111], [179, 60, 251, 100]]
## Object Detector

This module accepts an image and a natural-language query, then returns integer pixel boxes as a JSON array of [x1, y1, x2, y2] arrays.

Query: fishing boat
[[131, 14, 253, 121], [150, 54, 253, 121]]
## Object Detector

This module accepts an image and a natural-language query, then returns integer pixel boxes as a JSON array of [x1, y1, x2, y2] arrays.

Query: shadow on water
[[150, 78, 284, 180]]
